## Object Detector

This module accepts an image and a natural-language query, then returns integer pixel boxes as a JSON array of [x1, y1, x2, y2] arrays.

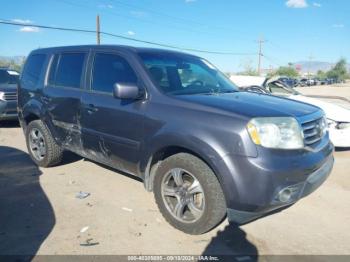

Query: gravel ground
[[0, 85, 349, 257]]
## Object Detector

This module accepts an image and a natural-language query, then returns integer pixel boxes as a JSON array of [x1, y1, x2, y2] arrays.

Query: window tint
[[22, 54, 46, 89], [55, 53, 85, 88], [92, 53, 137, 93]]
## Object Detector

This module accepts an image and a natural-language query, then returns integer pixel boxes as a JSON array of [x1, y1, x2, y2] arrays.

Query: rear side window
[[91, 53, 137, 93], [22, 54, 46, 89], [50, 53, 85, 88]]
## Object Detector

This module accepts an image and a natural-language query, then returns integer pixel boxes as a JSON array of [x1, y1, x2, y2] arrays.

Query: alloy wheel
[[161, 168, 205, 223]]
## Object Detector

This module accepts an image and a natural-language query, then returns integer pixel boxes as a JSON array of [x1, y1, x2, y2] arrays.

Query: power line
[[110, 0, 208, 27], [57, 0, 254, 41], [263, 55, 281, 67], [101, 0, 248, 34], [57, 0, 221, 37], [0, 19, 256, 56]]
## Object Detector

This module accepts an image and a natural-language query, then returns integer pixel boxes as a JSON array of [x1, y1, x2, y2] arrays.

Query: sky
[[0, 0, 349, 72]]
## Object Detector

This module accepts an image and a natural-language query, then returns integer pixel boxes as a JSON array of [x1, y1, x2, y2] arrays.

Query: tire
[[25, 120, 63, 167], [153, 153, 227, 235]]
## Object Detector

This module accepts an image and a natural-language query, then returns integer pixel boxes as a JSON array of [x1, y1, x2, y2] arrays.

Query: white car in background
[[230, 75, 350, 148]]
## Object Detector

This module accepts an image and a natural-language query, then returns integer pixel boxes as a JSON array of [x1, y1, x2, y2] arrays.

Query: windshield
[[139, 52, 238, 95]]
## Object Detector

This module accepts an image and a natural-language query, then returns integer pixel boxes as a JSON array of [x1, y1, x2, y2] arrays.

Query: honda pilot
[[18, 45, 334, 234]]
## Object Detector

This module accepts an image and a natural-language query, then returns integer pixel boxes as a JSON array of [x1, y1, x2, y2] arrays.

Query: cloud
[[127, 31, 135, 36], [286, 0, 308, 8], [18, 26, 40, 33], [332, 24, 345, 28], [11, 18, 33, 24], [313, 2, 321, 7]]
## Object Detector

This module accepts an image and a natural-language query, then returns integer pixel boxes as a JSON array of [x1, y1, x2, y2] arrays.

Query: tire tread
[[153, 153, 226, 235], [26, 120, 63, 167]]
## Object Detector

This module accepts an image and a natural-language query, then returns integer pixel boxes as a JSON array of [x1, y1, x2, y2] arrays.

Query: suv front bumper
[[214, 137, 334, 224], [0, 100, 18, 120], [227, 155, 334, 224]]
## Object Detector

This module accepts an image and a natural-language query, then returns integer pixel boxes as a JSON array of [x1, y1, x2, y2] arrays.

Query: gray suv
[[18, 45, 334, 234]]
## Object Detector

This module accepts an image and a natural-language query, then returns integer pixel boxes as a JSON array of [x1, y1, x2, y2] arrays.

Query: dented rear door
[[43, 51, 89, 152]]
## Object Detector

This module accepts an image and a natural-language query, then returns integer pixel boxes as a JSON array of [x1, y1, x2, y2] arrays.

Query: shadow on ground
[[202, 223, 258, 261], [0, 146, 55, 257], [0, 120, 20, 128]]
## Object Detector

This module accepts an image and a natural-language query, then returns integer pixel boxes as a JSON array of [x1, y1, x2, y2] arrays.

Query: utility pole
[[307, 54, 314, 79], [257, 37, 266, 75], [96, 15, 101, 45]]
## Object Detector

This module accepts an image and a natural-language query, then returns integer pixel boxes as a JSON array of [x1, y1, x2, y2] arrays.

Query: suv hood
[[177, 91, 319, 118], [0, 84, 18, 92]]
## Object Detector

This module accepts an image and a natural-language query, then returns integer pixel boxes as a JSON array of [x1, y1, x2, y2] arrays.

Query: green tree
[[269, 66, 299, 78], [316, 70, 326, 79], [327, 58, 348, 81]]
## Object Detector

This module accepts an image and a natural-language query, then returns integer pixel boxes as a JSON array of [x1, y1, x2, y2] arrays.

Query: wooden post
[[96, 15, 100, 45], [257, 37, 265, 75]]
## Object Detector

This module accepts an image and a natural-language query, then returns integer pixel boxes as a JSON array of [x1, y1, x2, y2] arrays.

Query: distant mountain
[[294, 61, 350, 74]]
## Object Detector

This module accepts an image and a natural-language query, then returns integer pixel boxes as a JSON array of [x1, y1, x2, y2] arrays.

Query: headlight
[[247, 117, 304, 149], [0, 91, 4, 101]]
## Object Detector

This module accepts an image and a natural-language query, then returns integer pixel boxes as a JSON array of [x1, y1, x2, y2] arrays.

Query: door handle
[[85, 104, 98, 113]]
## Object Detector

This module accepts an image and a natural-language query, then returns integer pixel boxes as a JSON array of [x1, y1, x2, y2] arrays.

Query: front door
[[80, 52, 146, 174]]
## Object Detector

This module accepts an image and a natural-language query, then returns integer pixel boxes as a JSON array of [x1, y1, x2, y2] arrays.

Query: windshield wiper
[[217, 90, 239, 94]]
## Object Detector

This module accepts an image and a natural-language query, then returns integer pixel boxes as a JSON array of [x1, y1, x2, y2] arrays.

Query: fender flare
[[140, 132, 240, 206]]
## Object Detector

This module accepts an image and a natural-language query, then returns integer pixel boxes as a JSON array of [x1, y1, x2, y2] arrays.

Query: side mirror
[[113, 83, 141, 100]]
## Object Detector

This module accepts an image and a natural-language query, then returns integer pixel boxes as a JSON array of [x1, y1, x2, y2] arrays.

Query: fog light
[[276, 184, 303, 203], [279, 189, 292, 202]]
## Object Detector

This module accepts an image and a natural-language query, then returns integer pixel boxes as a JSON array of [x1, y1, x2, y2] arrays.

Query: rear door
[[80, 51, 146, 174], [43, 51, 88, 152]]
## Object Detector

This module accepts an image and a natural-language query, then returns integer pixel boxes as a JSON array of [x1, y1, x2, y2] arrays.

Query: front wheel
[[153, 153, 227, 234]]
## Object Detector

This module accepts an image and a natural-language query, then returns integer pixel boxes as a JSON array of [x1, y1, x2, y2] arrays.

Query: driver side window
[[91, 53, 137, 94]]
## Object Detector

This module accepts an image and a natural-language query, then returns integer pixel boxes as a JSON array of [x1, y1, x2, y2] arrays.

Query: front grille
[[3, 92, 17, 101], [301, 117, 324, 146]]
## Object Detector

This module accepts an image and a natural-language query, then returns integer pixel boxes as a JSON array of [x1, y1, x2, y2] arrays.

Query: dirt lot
[[0, 85, 350, 257]]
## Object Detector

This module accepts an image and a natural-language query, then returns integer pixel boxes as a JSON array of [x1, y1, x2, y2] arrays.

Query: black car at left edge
[[0, 68, 19, 121]]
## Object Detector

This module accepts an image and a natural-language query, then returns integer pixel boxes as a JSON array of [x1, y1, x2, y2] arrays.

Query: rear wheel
[[26, 120, 63, 167], [153, 153, 227, 234]]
